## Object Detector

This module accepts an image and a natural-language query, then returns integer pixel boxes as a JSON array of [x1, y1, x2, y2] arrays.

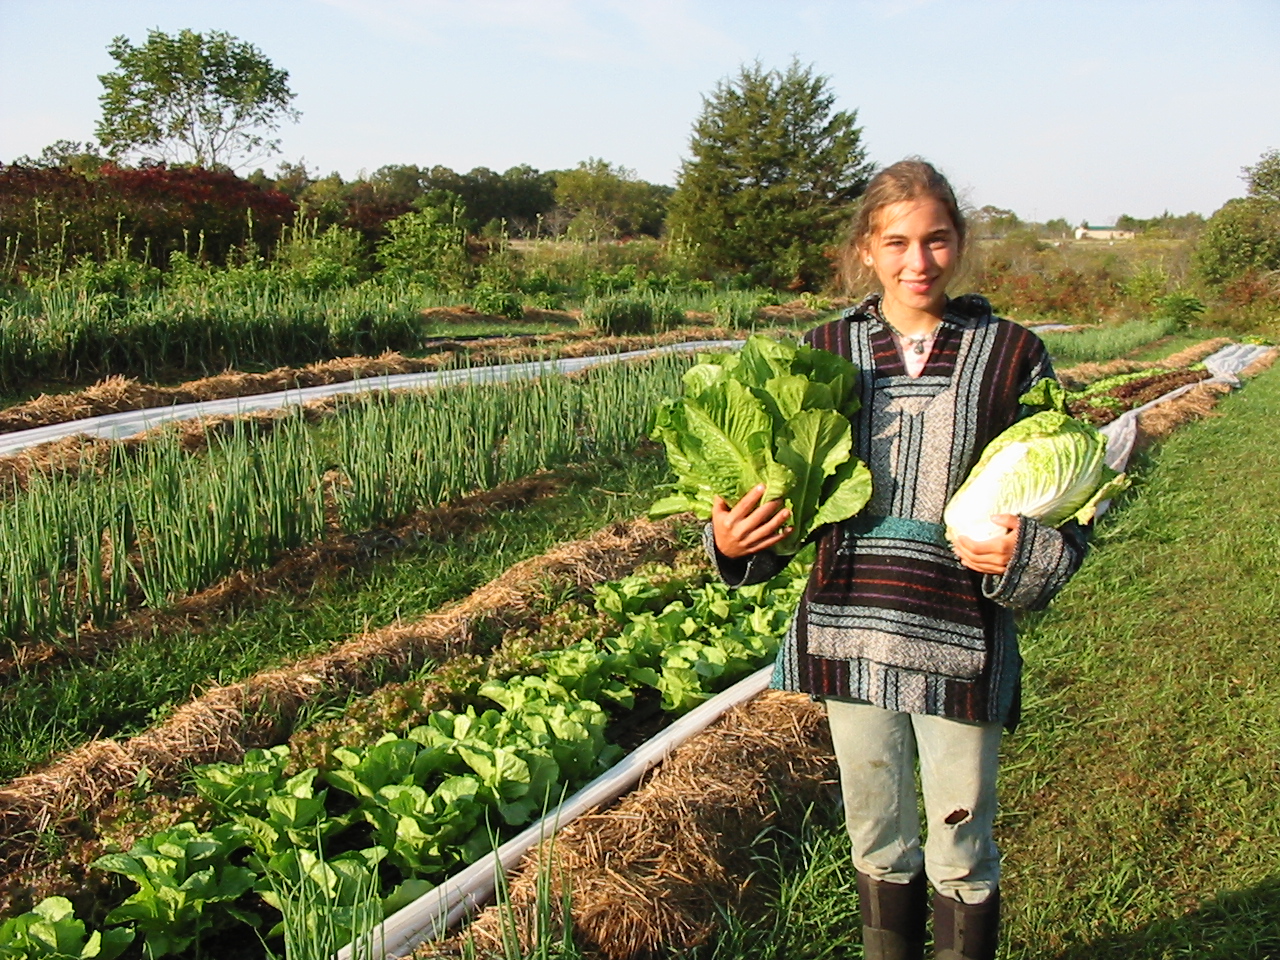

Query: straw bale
[[425, 690, 837, 960], [0, 516, 680, 873]]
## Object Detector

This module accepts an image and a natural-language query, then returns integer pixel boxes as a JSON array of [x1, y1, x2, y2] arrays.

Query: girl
[[708, 159, 1087, 960]]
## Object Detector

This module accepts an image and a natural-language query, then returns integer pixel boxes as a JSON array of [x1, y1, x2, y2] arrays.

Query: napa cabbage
[[943, 378, 1128, 542], [649, 335, 872, 555]]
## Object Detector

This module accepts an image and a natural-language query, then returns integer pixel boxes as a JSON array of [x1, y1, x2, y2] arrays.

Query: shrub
[[375, 202, 470, 290], [1194, 197, 1280, 287], [1152, 290, 1206, 331], [0, 163, 296, 277], [469, 282, 525, 319], [273, 220, 369, 290]]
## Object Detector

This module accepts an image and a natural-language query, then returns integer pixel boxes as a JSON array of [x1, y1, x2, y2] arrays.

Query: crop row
[[0, 559, 807, 959], [1064, 366, 1212, 425], [1036, 317, 1180, 365], [0, 353, 692, 646], [0, 281, 462, 393]]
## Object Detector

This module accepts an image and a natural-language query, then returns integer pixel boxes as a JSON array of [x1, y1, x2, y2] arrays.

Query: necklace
[[878, 310, 940, 355]]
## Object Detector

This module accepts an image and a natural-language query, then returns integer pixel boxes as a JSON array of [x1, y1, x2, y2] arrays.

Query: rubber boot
[[932, 887, 1000, 960], [856, 871, 927, 960]]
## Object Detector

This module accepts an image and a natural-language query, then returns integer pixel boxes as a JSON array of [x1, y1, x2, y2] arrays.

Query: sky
[[1, 0, 1278, 225]]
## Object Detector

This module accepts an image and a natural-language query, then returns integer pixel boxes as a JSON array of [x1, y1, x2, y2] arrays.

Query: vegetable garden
[[0, 306, 1275, 960]]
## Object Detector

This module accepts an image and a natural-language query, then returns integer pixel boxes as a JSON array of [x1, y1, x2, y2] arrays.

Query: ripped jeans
[[825, 698, 1002, 904]]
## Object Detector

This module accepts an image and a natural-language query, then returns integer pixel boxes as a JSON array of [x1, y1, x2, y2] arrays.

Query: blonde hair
[[835, 158, 967, 295]]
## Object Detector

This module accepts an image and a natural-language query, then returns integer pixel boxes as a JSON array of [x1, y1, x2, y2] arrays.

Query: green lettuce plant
[[0, 897, 133, 960], [94, 822, 257, 958], [650, 335, 872, 554]]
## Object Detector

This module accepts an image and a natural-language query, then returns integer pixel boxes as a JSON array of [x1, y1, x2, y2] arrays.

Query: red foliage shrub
[[0, 163, 296, 273]]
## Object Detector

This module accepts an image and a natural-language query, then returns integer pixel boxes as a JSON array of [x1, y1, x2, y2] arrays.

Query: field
[[0, 289, 1276, 960]]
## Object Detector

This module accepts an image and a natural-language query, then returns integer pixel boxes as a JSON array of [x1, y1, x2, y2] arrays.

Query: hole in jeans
[[944, 808, 970, 826]]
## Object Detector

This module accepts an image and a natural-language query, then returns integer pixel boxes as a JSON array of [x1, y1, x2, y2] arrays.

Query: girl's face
[[860, 197, 961, 319]]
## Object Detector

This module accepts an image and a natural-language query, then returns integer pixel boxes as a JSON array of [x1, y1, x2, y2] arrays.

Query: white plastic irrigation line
[[0, 340, 744, 458], [335, 664, 775, 960]]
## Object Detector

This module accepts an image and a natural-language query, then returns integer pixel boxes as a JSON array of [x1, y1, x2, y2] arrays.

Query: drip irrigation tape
[[0, 341, 744, 458], [336, 664, 775, 960]]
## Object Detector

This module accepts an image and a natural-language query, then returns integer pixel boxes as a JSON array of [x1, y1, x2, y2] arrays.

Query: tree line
[[4, 25, 1277, 307]]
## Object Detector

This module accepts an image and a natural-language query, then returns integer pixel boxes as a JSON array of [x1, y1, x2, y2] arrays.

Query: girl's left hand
[[953, 514, 1019, 575]]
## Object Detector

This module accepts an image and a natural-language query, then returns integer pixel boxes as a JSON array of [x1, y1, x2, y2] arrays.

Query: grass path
[[1000, 363, 1280, 958], [696, 365, 1280, 959], [0, 451, 674, 782]]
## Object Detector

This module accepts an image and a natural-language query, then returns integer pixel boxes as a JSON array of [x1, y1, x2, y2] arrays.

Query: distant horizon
[[3, 0, 1277, 226]]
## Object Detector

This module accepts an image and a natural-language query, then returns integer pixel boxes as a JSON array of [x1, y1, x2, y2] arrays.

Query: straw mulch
[[758, 298, 854, 325], [1135, 347, 1278, 447], [1056, 337, 1234, 390], [0, 326, 753, 436], [420, 690, 837, 960], [0, 516, 682, 874]]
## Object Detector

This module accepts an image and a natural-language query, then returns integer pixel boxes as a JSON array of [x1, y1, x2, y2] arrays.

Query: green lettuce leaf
[[649, 335, 872, 552]]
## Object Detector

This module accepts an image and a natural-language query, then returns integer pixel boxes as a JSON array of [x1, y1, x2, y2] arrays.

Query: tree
[[1243, 148, 1280, 203], [1194, 197, 1280, 286], [553, 159, 670, 239], [11, 139, 106, 175], [666, 60, 872, 289], [1194, 149, 1280, 288], [96, 28, 300, 169]]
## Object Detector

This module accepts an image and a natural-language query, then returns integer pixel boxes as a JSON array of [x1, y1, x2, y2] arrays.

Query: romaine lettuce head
[[944, 411, 1128, 543], [649, 335, 872, 554]]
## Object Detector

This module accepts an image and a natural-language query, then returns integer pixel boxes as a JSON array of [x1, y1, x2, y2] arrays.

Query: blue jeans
[[825, 698, 1002, 904]]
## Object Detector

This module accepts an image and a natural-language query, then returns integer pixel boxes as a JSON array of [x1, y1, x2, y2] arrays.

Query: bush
[[375, 203, 470, 290], [0, 163, 296, 278], [1194, 197, 1280, 287], [469, 282, 525, 319], [274, 220, 369, 290], [1152, 290, 1206, 331]]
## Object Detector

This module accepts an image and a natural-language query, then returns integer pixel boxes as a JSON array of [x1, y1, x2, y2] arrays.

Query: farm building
[[1074, 224, 1137, 240]]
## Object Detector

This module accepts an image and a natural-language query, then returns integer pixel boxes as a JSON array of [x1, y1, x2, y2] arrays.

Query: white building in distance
[[1074, 225, 1136, 240]]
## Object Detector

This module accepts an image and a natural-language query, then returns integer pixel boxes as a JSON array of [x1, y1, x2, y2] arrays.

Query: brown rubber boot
[[857, 871, 928, 960], [932, 887, 1000, 960]]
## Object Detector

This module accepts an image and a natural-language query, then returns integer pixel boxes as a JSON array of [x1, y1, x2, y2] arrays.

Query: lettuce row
[[650, 335, 872, 554], [73, 562, 806, 957]]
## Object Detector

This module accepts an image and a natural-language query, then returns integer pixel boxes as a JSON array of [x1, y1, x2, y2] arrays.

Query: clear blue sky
[[2, 0, 1277, 225]]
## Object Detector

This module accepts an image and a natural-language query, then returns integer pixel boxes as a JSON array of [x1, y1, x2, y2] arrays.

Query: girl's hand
[[953, 514, 1019, 575], [711, 484, 793, 559]]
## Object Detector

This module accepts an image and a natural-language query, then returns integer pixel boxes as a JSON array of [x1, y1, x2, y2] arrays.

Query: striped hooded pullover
[[707, 294, 1088, 729]]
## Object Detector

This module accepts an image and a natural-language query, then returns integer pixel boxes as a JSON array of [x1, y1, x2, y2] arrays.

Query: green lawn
[[695, 365, 1280, 959]]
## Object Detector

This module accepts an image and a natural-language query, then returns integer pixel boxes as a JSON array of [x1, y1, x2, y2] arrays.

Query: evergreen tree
[[667, 60, 872, 290]]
